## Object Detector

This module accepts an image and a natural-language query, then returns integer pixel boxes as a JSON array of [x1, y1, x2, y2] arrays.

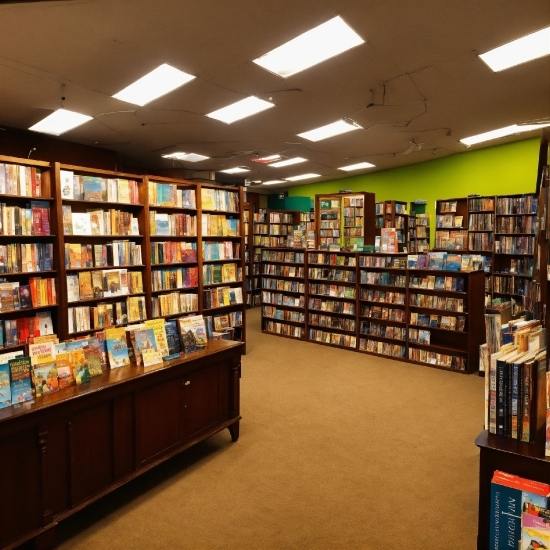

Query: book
[[0, 362, 12, 408], [72, 213, 92, 235], [28, 340, 55, 367], [178, 316, 197, 353], [83, 176, 103, 201], [144, 318, 169, 358], [105, 327, 130, 368], [84, 342, 104, 377], [60, 170, 74, 199], [33, 362, 59, 396], [9, 355, 34, 403], [164, 320, 181, 355], [132, 328, 159, 365]]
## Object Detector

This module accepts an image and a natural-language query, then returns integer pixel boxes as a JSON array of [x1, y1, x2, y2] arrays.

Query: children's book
[[105, 327, 130, 368], [82, 176, 103, 201], [71, 212, 92, 235], [144, 318, 169, 357], [60, 170, 74, 199], [33, 362, 59, 396], [178, 316, 197, 353], [65, 341, 90, 384], [0, 362, 12, 408], [36, 311, 53, 335], [164, 320, 181, 355], [28, 340, 55, 367], [55, 350, 76, 389], [9, 355, 34, 403], [133, 328, 160, 366], [84, 342, 104, 377]]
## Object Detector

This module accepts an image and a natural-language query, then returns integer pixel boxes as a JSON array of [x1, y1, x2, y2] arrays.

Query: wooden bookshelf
[[375, 200, 408, 252], [243, 202, 252, 307], [434, 197, 469, 251], [408, 201, 430, 254]]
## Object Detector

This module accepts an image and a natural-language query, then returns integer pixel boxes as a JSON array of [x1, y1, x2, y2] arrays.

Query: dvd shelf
[[434, 197, 468, 251], [375, 201, 408, 252]]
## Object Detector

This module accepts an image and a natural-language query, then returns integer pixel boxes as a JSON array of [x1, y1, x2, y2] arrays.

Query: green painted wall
[[288, 138, 540, 245]]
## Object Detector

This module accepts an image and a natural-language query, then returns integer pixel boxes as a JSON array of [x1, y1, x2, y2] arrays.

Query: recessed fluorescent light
[[479, 26, 550, 72], [460, 122, 550, 146], [298, 119, 361, 142], [220, 167, 250, 174], [339, 162, 376, 171], [285, 173, 321, 182], [253, 16, 364, 78], [162, 152, 210, 162], [263, 180, 286, 185], [206, 96, 274, 124], [269, 157, 307, 168], [113, 63, 195, 106], [29, 108, 93, 136]]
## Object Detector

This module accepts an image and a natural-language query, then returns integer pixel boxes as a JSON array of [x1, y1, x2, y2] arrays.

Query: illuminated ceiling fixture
[[298, 119, 361, 142], [460, 122, 550, 146], [220, 167, 250, 174], [113, 63, 196, 106], [29, 108, 93, 136], [479, 26, 550, 72], [206, 96, 274, 124], [262, 180, 286, 185], [285, 173, 321, 181], [338, 162, 376, 171], [269, 157, 307, 168], [162, 152, 210, 162], [253, 16, 364, 78], [252, 154, 282, 163]]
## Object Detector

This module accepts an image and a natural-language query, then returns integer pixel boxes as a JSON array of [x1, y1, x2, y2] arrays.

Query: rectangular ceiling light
[[113, 63, 195, 106], [269, 157, 307, 168], [285, 173, 320, 181], [460, 122, 550, 146], [253, 16, 364, 78], [339, 162, 376, 171], [220, 167, 250, 174], [206, 96, 274, 124], [298, 119, 361, 142], [262, 180, 286, 185], [479, 26, 550, 72], [162, 152, 210, 162], [29, 108, 93, 136]]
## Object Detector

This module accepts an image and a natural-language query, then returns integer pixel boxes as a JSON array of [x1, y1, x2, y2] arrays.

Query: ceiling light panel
[[206, 97, 274, 124], [262, 180, 286, 185], [162, 152, 210, 162], [113, 63, 196, 106], [220, 167, 250, 174], [285, 173, 321, 181], [29, 108, 93, 136], [253, 16, 364, 78], [479, 26, 550, 72], [460, 122, 550, 146], [339, 162, 376, 171], [269, 157, 307, 168], [298, 119, 362, 142]]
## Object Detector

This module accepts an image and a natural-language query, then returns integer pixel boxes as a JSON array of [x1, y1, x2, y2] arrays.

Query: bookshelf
[[55, 163, 147, 341], [375, 200, 408, 252], [199, 183, 246, 345], [243, 203, 252, 307], [268, 209, 301, 246], [316, 194, 342, 248], [261, 247, 306, 340], [492, 193, 537, 309], [434, 197, 469, 251], [0, 155, 59, 351], [301, 210, 316, 249], [251, 207, 267, 308], [307, 251, 358, 350], [408, 201, 430, 254], [358, 253, 407, 359]]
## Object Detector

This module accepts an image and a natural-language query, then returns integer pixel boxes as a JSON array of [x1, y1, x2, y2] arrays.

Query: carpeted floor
[[53, 308, 484, 549]]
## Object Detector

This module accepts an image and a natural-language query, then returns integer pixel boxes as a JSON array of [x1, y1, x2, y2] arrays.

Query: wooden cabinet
[[0, 340, 242, 550]]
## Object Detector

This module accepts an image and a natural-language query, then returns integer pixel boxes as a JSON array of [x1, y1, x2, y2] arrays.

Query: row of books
[[263, 264, 304, 278], [360, 288, 405, 304], [495, 236, 535, 254], [63, 207, 139, 236], [0, 242, 53, 273], [498, 257, 534, 276], [360, 271, 406, 287], [268, 212, 294, 224], [0, 278, 56, 311], [203, 241, 240, 261], [269, 225, 292, 236], [264, 320, 304, 338], [407, 252, 484, 271], [67, 269, 141, 302], [359, 338, 406, 358], [308, 253, 356, 266], [469, 213, 494, 231], [359, 255, 406, 269], [0, 163, 43, 196], [0, 201, 51, 237], [309, 283, 356, 299], [409, 274, 465, 291], [436, 214, 464, 228], [308, 329, 356, 348], [0, 312, 52, 347], [496, 215, 537, 234], [262, 278, 305, 293], [148, 182, 196, 208], [319, 229, 340, 238], [261, 291, 304, 308], [308, 297, 355, 315], [343, 197, 364, 208], [150, 211, 197, 236], [201, 188, 239, 212], [253, 223, 269, 235], [434, 230, 467, 250], [360, 321, 406, 341], [202, 263, 240, 285], [469, 197, 494, 211], [261, 250, 304, 263], [361, 304, 405, 321], [152, 267, 198, 291], [408, 347, 466, 370], [309, 268, 356, 282], [201, 214, 239, 236], [203, 286, 243, 310], [151, 241, 197, 264], [68, 295, 147, 333], [495, 195, 537, 215], [60, 170, 139, 203], [438, 200, 458, 213], [309, 314, 356, 331], [151, 292, 198, 318], [262, 306, 304, 323], [469, 232, 493, 252], [493, 275, 530, 296], [409, 293, 464, 311], [65, 241, 142, 269], [410, 312, 466, 331], [408, 328, 430, 344]]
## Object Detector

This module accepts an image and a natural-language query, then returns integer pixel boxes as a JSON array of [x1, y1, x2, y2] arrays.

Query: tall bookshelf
[[408, 201, 430, 253], [243, 203, 252, 306], [434, 197, 468, 251], [251, 207, 267, 307], [0, 155, 59, 350], [375, 200, 408, 252], [316, 195, 342, 248], [268, 210, 301, 246]]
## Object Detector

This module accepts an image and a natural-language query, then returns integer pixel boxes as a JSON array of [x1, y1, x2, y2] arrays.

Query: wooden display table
[[475, 430, 549, 550], [0, 340, 243, 550]]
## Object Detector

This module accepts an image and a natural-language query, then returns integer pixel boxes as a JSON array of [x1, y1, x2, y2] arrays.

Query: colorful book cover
[[154, 213, 170, 236], [28, 340, 55, 367], [59, 170, 74, 199], [164, 320, 181, 355], [18, 285, 32, 309], [0, 362, 12, 408], [71, 212, 92, 235], [144, 318, 169, 357], [133, 328, 158, 362], [33, 362, 59, 396], [82, 176, 103, 201], [521, 512, 550, 550], [9, 355, 34, 403], [84, 343, 104, 377], [141, 348, 164, 367], [189, 315, 207, 348], [105, 327, 130, 368], [178, 317, 197, 353], [78, 271, 94, 299], [55, 351, 76, 389], [445, 254, 462, 271]]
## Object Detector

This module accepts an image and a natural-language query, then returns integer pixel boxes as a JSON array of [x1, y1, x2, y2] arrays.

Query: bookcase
[[301, 210, 316, 249], [251, 207, 267, 308], [375, 200, 408, 252], [243, 203, 252, 306], [434, 197, 469, 251], [408, 201, 430, 253], [261, 247, 306, 340], [0, 155, 59, 351], [307, 250, 358, 350], [358, 253, 407, 359], [315, 192, 376, 249], [492, 193, 537, 308], [268, 209, 301, 246]]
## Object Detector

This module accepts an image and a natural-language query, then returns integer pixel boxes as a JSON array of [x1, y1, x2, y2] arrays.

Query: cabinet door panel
[[69, 402, 113, 507], [135, 378, 182, 467]]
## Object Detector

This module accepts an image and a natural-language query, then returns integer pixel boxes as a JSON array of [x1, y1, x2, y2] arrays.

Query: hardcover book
[[132, 328, 158, 364], [82, 176, 103, 201], [59, 170, 74, 199], [144, 319, 169, 357]]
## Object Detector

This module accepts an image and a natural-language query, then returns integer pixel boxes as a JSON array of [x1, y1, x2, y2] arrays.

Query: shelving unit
[[375, 200, 408, 252], [268, 210, 301, 246], [261, 247, 306, 340], [0, 155, 59, 349], [251, 207, 267, 308], [408, 201, 430, 253], [243, 203, 252, 306], [434, 197, 468, 251], [316, 194, 342, 248]]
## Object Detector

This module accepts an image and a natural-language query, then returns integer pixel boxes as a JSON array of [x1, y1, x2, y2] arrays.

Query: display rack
[[434, 197, 469, 251]]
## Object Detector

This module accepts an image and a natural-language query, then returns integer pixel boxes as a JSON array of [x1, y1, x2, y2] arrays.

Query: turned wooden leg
[[228, 421, 240, 442]]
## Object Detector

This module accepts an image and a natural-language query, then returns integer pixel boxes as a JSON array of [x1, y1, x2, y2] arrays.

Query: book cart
[[0, 155, 59, 352]]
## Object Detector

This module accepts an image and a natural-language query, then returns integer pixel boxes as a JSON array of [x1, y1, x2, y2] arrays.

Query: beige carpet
[[53, 308, 483, 549]]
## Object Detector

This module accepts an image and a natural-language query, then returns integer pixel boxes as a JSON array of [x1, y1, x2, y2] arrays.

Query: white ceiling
[[0, 0, 549, 192]]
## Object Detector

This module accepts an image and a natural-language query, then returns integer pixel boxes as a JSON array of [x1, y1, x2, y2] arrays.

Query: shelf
[[0, 304, 58, 315], [262, 317, 305, 326], [358, 333, 406, 344], [0, 270, 57, 277], [408, 341, 467, 354], [151, 287, 198, 295], [202, 281, 243, 288], [408, 304, 467, 314], [493, 272, 532, 278], [64, 234, 143, 239], [201, 209, 240, 215], [62, 199, 143, 209], [410, 324, 467, 335], [149, 205, 197, 212], [262, 330, 304, 342], [151, 261, 198, 268], [0, 234, 55, 239], [308, 308, 355, 318], [262, 274, 305, 281], [202, 258, 241, 264], [0, 195, 54, 201], [261, 303, 304, 311], [309, 324, 356, 335], [359, 283, 407, 290], [405, 358, 469, 374], [202, 304, 244, 312], [66, 265, 144, 272], [152, 311, 199, 319], [68, 293, 145, 304], [149, 235, 197, 240], [358, 316, 406, 325], [308, 292, 356, 301], [202, 235, 241, 240]]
